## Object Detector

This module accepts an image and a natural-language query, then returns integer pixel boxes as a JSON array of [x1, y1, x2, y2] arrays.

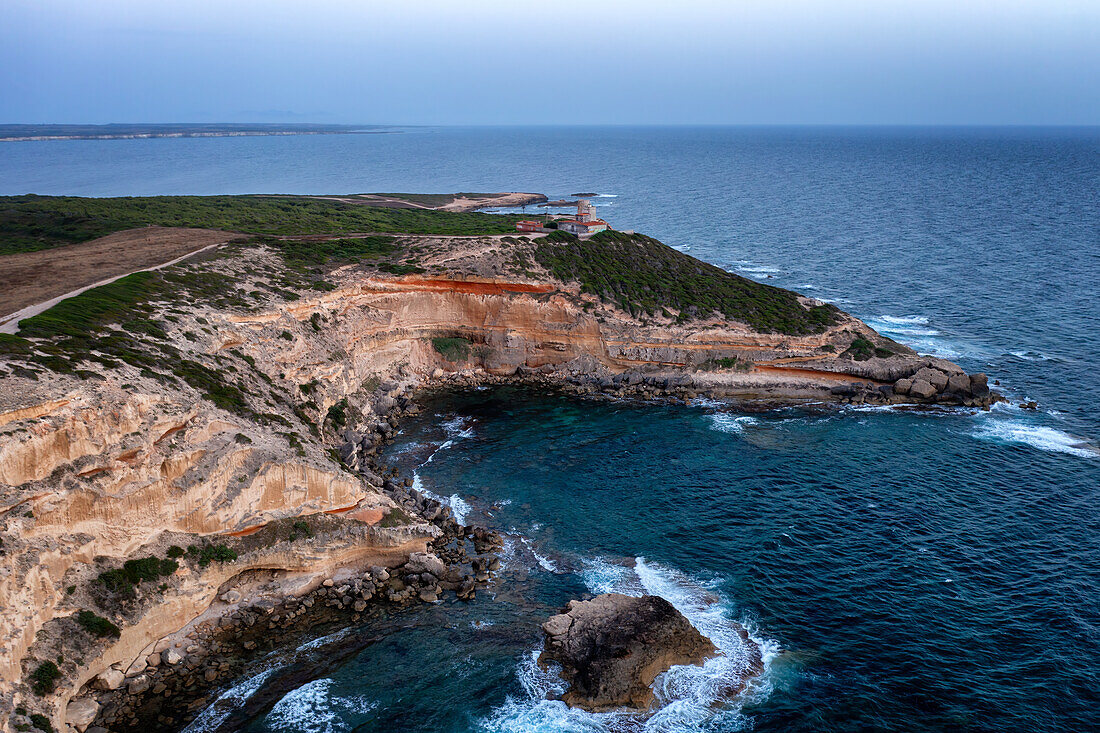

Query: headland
[[0, 193, 996, 732]]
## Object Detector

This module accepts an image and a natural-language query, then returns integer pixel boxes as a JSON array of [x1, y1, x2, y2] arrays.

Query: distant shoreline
[[0, 123, 399, 142]]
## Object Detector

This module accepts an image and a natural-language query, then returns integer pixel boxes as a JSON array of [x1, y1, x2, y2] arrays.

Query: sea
[[2, 126, 1097, 732]]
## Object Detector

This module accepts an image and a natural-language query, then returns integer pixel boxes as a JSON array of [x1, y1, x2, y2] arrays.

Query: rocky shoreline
[[65, 388, 507, 733], [1, 223, 1004, 733], [5, 364, 998, 733]]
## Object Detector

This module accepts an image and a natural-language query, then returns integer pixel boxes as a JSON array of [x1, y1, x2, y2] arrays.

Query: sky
[[2, 0, 1098, 125]]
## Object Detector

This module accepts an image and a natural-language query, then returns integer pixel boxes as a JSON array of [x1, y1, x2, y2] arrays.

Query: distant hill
[[0, 123, 397, 141]]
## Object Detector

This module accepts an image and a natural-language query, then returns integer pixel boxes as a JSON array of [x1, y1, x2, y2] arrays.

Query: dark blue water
[[3, 127, 1098, 731]]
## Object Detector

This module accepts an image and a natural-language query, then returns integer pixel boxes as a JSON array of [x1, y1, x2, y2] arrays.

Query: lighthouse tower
[[577, 199, 594, 222]]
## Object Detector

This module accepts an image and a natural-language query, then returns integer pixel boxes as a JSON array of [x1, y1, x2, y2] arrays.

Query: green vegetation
[[699, 356, 751, 372], [29, 713, 53, 733], [532, 230, 839, 335], [289, 519, 313, 542], [166, 545, 186, 558], [76, 610, 121, 638], [187, 543, 238, 567], [30, 661, 61, 695], [379, 262, 426, 276], [380, 507, 412, 528], [842, 335, 897, 361], [431, 336, 471, 362], [273, 235, 397, 271], [326, 398, 349, 428], [17, 272, 163, 340], [0, 194, 524, 254], [97, 556, 179, 597]]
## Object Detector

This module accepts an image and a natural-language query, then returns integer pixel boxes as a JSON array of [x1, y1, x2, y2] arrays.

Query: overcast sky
[[3, 0, 1098, 125]]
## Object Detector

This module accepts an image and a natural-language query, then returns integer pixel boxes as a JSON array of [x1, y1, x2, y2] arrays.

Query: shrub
[[842, 336, 876, 361], [531, 230, 839, 335], [197, 544, 237, 567], [29, 713, 53, 732], [76, 610, 121, 638], [326, 398, 349, 428], [30, 661, 61, 695], [279, 330, 293, 340], [289, 519, 313, 542], [431, 337, 471, 362], [0, 194, 523, 255], [380, 507, 411, 528], [166, 545, 185, 558], [97, 553, 180, 596], [378, 262, 425, 276]]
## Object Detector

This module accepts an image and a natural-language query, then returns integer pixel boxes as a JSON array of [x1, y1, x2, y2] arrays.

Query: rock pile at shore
[[539, 593, 717, 712]]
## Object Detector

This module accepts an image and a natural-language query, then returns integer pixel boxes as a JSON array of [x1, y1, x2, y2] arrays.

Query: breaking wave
[[708, 414, 758, 435], [480, 557, 775, 732], [265, 678, 376, 733], [183, 668, 278, 733], [972, 418, 1098, 459]]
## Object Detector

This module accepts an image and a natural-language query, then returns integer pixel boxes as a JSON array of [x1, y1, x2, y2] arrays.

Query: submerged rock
[[539, 593, 716, 711]]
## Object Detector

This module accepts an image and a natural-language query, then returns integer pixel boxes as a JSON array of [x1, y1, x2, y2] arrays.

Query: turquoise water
[[3, 127, 1098, 731]]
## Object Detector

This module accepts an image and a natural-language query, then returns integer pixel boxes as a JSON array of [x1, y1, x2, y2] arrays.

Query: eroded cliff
[[0, 227, 992, 732]]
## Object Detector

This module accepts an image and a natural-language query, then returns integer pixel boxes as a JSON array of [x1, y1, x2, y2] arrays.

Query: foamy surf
[[183, 668, 278, 733], [409, 415, 479, 524], [972, 418, 1098, 459], [264, 677, 376, 733], [708, 414, 758, 435], [481, 558, 774, 732]]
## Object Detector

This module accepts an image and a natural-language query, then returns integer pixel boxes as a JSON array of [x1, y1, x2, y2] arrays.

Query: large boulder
[[539, 593, 716, 711], [946, 373, 971, 396], [92, 668, 125, 690], [912, 367, 948, 391], [66, 697, 100, 732], [909, 379, 937, 399], [893, 378, 913, 395], [970, 372, 990, 397], [404, 552, 447, 577]]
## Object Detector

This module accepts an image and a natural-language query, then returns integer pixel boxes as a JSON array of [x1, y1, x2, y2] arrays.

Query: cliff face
[[0, 230, 991, 731]]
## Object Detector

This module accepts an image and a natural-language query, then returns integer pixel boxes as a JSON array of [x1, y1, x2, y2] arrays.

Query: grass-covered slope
[[532, 230, 839, 335], [0, 195, 524, 254]]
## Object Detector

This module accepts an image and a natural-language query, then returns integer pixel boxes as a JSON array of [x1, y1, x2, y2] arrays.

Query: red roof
[[559, 219, 608, 227]]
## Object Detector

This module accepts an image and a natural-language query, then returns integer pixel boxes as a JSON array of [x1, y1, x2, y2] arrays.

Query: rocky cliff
[[0, 227, 994, 732]]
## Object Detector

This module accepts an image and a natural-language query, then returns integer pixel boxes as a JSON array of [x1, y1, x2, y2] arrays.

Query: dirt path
[[753, 364, 879, 383], [0, 228, 233, 333]]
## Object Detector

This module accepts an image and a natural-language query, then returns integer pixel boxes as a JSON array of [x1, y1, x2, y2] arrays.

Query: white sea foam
[[265, 678, 376, 733], [708, 413, 758, 435], [877, 314, 930, 326], [183, 667, 278, 733], [865, 315, 939, 338], [410, 415, 478, 523], [448, 493, 473, 524], [481, 558, 774, 731], [972, 419, 1098, 459], [295, 627, 353, 653], [736, 265, 781, 275], [442, 415, 476, 440], [519, 536, 560, 572], [413, 472, 474, 524]]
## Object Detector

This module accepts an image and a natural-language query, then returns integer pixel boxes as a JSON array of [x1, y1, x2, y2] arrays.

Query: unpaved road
[[0, 227, 235, 330]]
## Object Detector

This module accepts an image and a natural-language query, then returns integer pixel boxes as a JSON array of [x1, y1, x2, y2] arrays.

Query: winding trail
[[0, 240, 226, 334]]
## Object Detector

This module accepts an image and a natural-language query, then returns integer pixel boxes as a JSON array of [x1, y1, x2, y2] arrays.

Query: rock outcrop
[[539, 594, 716, 711]]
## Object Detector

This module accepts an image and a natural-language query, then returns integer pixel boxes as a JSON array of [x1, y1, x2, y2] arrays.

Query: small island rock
[[539, 593, 716, 711]]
